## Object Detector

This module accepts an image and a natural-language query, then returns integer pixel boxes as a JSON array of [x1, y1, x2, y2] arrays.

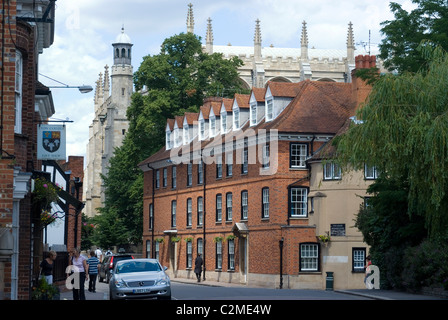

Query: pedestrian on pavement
[[95, 247, 103, 263], [40, 250, 57, 285], [87, 250, 100, 293], [68, 247, 88, 300], [194, 253, 203, 282], [364, 255, 372, 286]]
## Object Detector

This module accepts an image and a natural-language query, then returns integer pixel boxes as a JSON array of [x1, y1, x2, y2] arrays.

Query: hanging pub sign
[[37, 124, 66, 160]]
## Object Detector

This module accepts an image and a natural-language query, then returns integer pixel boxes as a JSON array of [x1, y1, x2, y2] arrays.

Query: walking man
[[194, 253, 203, 282]]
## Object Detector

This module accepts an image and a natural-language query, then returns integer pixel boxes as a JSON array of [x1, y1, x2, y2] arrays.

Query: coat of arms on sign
[[42, 131, 61, 153]]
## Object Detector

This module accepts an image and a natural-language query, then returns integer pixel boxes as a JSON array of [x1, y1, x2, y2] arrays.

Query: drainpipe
[[147, 164, 155, 258], [279, 237, 284, 289], [202, 160, 206, 281]]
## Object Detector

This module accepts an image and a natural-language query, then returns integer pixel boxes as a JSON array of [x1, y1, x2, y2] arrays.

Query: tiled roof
[[261, 80, 354, 134], [140, 80, 356, 168]]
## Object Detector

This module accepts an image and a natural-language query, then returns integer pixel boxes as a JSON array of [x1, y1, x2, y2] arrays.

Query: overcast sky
[[38, 0, 415, 160]]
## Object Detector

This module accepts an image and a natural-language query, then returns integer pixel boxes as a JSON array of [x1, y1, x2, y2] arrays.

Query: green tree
[[379, 0, 448, 73], [335, 44, 448, 239], [97, 33, 244, 246]]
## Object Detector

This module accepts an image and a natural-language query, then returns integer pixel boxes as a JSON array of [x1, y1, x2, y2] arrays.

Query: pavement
[[59, 277, 447, 301]]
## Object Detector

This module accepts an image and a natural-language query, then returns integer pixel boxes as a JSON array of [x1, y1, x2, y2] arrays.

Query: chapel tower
[[83, 28, 134, 217]]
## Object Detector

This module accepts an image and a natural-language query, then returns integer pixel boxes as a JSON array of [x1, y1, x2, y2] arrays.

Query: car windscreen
[[116, 261, 161, 274]]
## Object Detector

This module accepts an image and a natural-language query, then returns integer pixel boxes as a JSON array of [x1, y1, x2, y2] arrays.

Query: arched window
[[122, 48, 126, 58]]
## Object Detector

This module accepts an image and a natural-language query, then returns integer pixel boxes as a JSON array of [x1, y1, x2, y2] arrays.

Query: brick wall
[[143, 139, 317, 281]]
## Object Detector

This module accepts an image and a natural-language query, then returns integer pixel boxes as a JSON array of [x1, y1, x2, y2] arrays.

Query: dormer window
[[250, 102, 257, 126], [210, 114, 216, 137], [199, 118, 205, 141], [221, 111, 227, 133], [166, 131, 172, 150], [173, 128, 180, 148], [266, 98, 273, 121], [233, 108, 240, 130], [183, 124, 189, 144]]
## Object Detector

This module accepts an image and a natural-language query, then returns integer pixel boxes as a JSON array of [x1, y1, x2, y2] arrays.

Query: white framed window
[[155, 242, 160, 261], [300, 243, 319, 271], [365, 165, 379, 180], [197, 238, 203, 255], [216, 194, 222, 222], [262, 187, 269, 218], [183, 124, 189, 144], [187, 198, 192, 227], [146, 240, 151, 258], [166, 131, 172, 150], [262, 144, 270, 168], [171, 200, 177, 227], [228, 239, 235, 270], [198, 160, 203, 184], [15, 50, 23, 134], [187, 163, 192, 186], [290, 143, 307, 168], [266, 98, 273, 121], [171, 166, 177, 189], [173, 128, 180, 147], [241, 190, 248, 220], [186, 241, 192, 268], [149, 203, 153, 230], [197, 197, 203, 226], [210, 114, 216, 137], [216, 241, 222, 269], [155, 170, 160, 189], [221, 111, 227, 133], [324, 162, 341, 180], [226, 152, 233, 177], [250, 103, 257, 126], [226, 192, 233, 221], [290, 187, 308, 217], [199, 119, 205, 140], [353, 248, 366, 272], [242, 148, 248, 174], [163, 168, 167, 187], [233, 108, 240, 129]]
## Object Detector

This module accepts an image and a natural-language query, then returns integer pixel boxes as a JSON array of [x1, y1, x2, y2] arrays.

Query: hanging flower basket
[[184, 237, 193, 243], [32, 178, 60, 206], [155, 238, 165, 243], [171, 236, 181, 243], [317, 232, 331, 245], [213, 236, 223, 243], [40, 210, 57, 226]]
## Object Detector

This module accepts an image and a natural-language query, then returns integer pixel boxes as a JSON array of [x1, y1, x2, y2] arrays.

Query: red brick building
[[0, 0, 57, 300], [139, 58, 373, 288]]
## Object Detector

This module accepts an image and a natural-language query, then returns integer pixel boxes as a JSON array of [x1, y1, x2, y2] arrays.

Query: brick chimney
[[351, 55, 376, 113]]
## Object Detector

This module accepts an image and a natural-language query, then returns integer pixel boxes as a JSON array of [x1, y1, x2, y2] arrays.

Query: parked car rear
[[99, 254, 134, 283]]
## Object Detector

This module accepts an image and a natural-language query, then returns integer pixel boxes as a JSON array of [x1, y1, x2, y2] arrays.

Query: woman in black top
[[40, 250, 57, 284]]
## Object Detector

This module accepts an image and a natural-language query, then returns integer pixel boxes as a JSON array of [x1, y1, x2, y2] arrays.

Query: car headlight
[[114, 279, 127, 288], [155, 277, 169, 286]]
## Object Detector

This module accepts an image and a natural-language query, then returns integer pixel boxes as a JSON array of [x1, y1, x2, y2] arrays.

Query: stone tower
[[83, 28, 134, 217]]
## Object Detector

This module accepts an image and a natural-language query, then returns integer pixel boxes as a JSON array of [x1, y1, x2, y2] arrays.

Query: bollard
[[325, 271, 334, 291]]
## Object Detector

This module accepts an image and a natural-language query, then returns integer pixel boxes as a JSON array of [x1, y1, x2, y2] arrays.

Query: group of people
[[39, 247, 109, 300]]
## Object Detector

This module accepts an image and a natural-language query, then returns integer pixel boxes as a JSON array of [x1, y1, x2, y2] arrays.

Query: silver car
[[109, 258, 171, 300]]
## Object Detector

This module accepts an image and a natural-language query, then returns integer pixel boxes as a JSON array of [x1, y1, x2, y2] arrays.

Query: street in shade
[[60, 278, 446, 301]]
